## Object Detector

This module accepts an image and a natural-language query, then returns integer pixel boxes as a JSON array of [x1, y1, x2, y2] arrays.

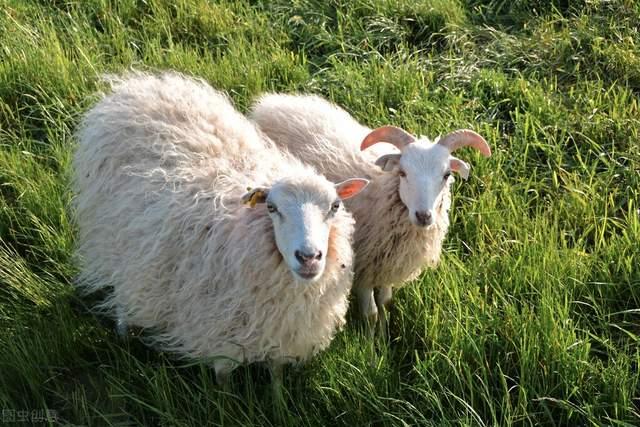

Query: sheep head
[[361, 126, 490, 227], [243, 176, 368, 282]]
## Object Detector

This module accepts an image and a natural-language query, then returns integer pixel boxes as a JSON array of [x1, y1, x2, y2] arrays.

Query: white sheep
[[250, 94, 491, 330], [72, 73, 368, 383]]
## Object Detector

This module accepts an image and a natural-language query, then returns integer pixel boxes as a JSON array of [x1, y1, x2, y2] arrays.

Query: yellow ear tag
[[246, 190, 266, 208]]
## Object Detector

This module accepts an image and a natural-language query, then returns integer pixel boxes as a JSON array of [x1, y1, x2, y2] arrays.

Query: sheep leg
[[115, 305, 128, 338], [270, 361, 284, 383], [269, 361, 285, 399], [375, 286, 393, 340], [356, 287, 378, 335], [214, 360, 233, 387]]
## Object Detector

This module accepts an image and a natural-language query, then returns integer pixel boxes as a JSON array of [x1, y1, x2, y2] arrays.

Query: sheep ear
[[241, 187, 269, 208], [450, 157, 470, 180], [374, 154, 401, 172], [335, 178, 369, 200]]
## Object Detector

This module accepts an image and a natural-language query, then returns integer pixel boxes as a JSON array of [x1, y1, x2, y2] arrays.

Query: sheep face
[[250, 177, 367, 282], [395, 142, 462, 227], [363, 127, 490, 228]]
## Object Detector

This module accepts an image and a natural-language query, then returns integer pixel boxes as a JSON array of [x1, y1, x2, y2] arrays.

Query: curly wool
[[250, 94, 450, 293], [73, 73, 355, 369]]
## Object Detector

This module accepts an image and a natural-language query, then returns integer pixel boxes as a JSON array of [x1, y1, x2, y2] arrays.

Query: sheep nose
[[414, 210, 432, 226], [295, 249, 323, 265]]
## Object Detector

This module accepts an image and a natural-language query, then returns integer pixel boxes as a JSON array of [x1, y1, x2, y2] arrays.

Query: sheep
[[72, 73, 369, 383], [250, 94, 491, 331]]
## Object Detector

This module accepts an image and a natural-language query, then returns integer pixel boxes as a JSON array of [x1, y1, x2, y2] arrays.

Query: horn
[[437, 129, 491, 157], [360, 126, 415, 151]]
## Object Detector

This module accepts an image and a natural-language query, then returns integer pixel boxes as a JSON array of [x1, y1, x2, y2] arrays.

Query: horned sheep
[[250, 94, 491, 329], [72, 73, 368, 383]]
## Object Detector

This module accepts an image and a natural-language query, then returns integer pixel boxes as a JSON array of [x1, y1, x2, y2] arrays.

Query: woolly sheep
[[250, 94, 491, 329], [72, 73, 368, 383]]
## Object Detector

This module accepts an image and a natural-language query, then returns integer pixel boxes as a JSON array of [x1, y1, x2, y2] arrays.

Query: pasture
[[0, 0, 639, 425]]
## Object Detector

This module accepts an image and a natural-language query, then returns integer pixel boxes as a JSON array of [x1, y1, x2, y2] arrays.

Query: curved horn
[[437, 129, 491, 157], [360, 126, 415, 151]]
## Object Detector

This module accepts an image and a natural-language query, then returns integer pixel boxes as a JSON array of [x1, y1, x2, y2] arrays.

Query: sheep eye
[[398, 169, 407, 178], [443, 172, 451, 181], [330, 200, 341, 213], [266, 203, 277, 213]]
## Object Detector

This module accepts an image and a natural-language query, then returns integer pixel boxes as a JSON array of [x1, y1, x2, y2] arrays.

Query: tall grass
[[0, 0, 638, 425]]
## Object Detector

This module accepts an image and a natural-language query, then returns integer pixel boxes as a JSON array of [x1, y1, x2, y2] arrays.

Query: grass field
[[1, 0, 639, 425]]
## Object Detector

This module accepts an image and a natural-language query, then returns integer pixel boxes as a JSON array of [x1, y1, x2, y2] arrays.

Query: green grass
[[1, 0, 639, 425]]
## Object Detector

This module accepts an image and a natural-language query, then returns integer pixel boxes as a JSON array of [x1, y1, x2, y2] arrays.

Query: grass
[[1, 0, 639, 425]]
